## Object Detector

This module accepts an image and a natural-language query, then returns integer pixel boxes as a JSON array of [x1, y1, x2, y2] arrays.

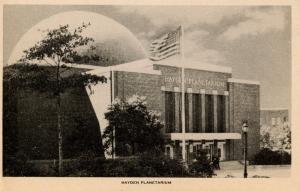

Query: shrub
[[98, 158, 184, 177], [137, 151, 189, 177], [66, 151, 106, 177], [69, 151, 190, 177], [252, 148, 291, 165], [12, 151, 215, 177], [189, 151, 214, 177], [3, 151, 35, 176], [78, 151, 96, 170], [100, 158, 140, 177]]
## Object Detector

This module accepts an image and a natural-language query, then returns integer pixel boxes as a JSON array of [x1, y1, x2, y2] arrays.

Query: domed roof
[[8, 11, 146, 66]]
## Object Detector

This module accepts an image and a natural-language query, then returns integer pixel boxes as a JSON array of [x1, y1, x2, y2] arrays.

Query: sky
[[3, 5, 291, 110]]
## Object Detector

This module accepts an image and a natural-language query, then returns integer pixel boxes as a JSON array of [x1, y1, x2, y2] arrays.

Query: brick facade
[[113, 64, 260, 161], [114, 71, 162, 112], [228, 82, 260, 160]]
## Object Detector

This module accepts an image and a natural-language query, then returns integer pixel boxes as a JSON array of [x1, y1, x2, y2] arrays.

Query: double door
[[193, 142, 225, 161]]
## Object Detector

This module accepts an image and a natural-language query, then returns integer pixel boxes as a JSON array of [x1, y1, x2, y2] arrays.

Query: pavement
[[214, 161, 291, 178]]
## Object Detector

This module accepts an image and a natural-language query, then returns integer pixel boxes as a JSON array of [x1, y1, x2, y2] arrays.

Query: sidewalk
[[214, 161, 291, 178]]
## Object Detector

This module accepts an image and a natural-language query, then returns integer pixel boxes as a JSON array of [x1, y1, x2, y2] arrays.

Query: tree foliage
[[15, 23, 108, 94], [260, 122, 291, 151], [4, 63, 106, 94], [10, 23, 107, 176], [21, 23, 95, 65], [103, 95, 165, 156]]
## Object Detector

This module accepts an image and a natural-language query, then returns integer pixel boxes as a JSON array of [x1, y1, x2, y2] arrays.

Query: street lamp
[[242, 122, 248, 178]]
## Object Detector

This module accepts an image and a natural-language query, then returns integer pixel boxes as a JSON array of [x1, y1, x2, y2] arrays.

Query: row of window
[[260, 116, 288, 126], [165, 92, 226, 133]]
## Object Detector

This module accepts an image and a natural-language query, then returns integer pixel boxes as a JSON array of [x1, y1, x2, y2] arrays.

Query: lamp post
[[242, 122, 248, 178]]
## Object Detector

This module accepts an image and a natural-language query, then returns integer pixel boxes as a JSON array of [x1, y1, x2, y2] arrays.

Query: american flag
[[149, 26, 182, 61]]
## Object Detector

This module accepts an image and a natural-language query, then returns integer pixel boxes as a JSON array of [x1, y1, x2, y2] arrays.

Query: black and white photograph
[[1, 2, 297, 185]]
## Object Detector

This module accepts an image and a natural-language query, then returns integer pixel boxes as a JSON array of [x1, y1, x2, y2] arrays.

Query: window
[[271, 118, 276, 126], [217, 95, 225, 132], [165, 92, 175, 133], [277, 117, 281, 125], [178, 94, 182, 133], [192, 94, 201, 132], [165, 91, 226, 133], [184, 93, 202, 133], [185, 93, 189, 132], [205, 95, 214, 132]]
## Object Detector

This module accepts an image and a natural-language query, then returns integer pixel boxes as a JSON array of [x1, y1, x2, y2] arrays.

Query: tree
[[260, 122, 291, 151], [103, 95, 165, 157], [19, 23, 106, 176]]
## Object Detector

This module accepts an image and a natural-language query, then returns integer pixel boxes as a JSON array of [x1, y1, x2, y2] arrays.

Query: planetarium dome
[[8, 11, 147, 66]]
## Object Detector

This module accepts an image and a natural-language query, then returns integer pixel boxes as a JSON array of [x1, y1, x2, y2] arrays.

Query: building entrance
[[165, 140, 227, 162], [191, 141, 226, 162]]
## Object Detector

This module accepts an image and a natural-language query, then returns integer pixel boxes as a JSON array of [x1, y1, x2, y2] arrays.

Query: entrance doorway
[[166, 140, 227, 161], [218, 142, 226, 161], [193, 141, 226, 161]]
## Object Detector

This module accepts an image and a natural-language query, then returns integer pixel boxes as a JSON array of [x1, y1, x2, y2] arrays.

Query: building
[[259, 108, 290, 150], [86, 55, 261, 162], [260, 108, 289, 127], [3, 56, 260, 162]]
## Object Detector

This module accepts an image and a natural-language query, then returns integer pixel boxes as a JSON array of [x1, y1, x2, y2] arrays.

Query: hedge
[[252, 148, 291, 165]]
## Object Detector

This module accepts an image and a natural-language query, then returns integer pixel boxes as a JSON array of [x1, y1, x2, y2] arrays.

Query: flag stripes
[[149, 26, 181, 61]]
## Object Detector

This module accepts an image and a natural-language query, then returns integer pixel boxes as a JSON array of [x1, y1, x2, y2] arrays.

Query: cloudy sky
[[3, 5, 291, 109]]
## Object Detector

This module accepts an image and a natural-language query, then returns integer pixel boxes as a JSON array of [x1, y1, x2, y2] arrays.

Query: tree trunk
[[56, 62, 63, 176], [112, 127, 115, 159], [132, 141, 135, 155], [57, 94, 63, 176]]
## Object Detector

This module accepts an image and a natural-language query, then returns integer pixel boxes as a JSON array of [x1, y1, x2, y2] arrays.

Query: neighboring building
[[259, 108, 290, 151], [260, 108, 289, 127], [87, 55, 261, 162]]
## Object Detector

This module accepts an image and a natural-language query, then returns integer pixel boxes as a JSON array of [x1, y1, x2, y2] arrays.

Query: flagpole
[[110, 68, 116, 159], [180, 26, 186, 164], [149, 26, 186, 163]]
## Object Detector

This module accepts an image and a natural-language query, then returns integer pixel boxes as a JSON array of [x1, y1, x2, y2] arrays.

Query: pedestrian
[[216, 156, 220, 170]]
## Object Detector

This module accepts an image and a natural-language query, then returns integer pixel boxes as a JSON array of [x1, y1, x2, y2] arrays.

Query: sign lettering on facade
[[164, 76, 226, 88]]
